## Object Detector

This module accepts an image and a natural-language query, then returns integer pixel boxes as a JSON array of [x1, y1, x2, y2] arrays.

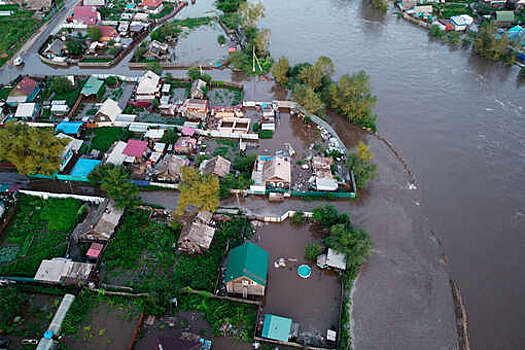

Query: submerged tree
[[346, 142, 377, 189], [293, 84, 324, 116], [176, 167, 219, 215], [325, 223, 373, 269], [239, 1, 266, 28], [0, 122, 68, 175], [89, 164, 141, 209], [271, 55, 290, 85], [473, 20, 513, 63]]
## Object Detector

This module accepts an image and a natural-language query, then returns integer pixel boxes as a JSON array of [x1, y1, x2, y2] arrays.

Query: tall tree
[[293, 84, 324, 116], [325, 224, 373, 268], [88, 164, 141, 209], [50, 77, 73, 95], [176, 167, 219, 215], [298, 64, 324, 91], [0, 122, 68, 175], [239, 1, 265, 28], [254, 28, 271, 56], [314, 56, 335, 79], [346, 142, 377, 189], [271, 55, 290, 85]]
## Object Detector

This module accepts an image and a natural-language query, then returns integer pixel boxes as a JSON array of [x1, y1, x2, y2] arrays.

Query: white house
[[136, 70, 160, 101]]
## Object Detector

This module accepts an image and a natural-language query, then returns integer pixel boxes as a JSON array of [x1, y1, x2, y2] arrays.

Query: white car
[[13, 57, 24, 66]]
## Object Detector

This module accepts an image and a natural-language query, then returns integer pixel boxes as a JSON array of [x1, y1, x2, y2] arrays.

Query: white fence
[[257, 210, 313, 223], [19, 190, 105, 204]]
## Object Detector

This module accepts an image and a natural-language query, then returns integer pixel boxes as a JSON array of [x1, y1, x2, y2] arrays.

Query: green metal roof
[[225, 241, 269, 286], [81, 76, 104, 96], [261, 314, 292, 342], [496, 11, 514, 22]]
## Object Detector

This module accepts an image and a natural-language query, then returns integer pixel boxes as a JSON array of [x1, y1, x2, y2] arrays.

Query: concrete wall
[[19, 189, 105, 204]]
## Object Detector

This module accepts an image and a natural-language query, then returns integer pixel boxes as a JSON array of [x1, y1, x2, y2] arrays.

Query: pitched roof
[[200, 155, 231, 178], [178, 222, 216, 253], [70, 159, 101, 178], [73, 6, 99, 25], [154, 154, 188, 179], [106, 141, 128, 166], [9, 77, 38, 98], [225, 242, 269, 286], [81, 76, 104, 96], [141, 0, 162, 7], [326, 248, 347, 270], [123, 139, 147, 157], [261, 314, 292, 342], [97, 98, 122, 122], [55, 121, 84, 134], [263, 156, 291, 183], [137, 71, 160, 95], [71, 199, 124, 241]]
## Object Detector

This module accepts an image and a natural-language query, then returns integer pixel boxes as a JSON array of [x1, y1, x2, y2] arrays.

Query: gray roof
[[71, 199, 124, 241]]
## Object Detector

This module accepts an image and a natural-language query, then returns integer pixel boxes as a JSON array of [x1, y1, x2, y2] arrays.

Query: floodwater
[[174, 26, 229, 65]]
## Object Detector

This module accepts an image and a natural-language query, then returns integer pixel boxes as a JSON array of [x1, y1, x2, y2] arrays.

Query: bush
[[289, 211, 305, 225], [304, 243, 323, 261], [217, 34, 226, 45], [252, 122, 260, 132], [520, 67, 525, 78], [258, 130, 273, 139], [105, 76, 119, 87]]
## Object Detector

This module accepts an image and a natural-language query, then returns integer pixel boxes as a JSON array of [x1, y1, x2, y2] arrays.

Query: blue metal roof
[[55, 121, 84, 135], [70, 159, 101, 178]]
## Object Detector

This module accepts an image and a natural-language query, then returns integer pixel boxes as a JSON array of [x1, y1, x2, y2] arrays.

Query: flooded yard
[[253, 222, 341, 347], [174, 25, 229, 65]]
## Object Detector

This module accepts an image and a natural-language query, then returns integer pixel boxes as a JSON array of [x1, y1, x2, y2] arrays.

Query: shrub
[[258, 130, 273, 139], [520, 67, 525, 78], [105, 76, 119, 87], [289, 211, 305, 225], [252, 122, 260, 132], [304, 243, 323, 261], [217, 34, 226, 45]]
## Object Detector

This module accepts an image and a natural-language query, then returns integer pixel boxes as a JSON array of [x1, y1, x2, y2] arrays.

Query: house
[[180, 99, 208, 121], [450, 15, 473, 31], [263, 156, 291, 189], [141, 0, 164, 13], [14, 103, 39, 120], [225, 241, 269, 298], [56, 133, 83, 171], [318, 248, 347, 270], [190, 79, 207, 99], [72, 6, 100, 25], [312, 156, 338, 191], [83, 0, 104, 6], [70, 159, 101, 179], [413, 5, 433, 17], [261, 314, 293, 342], [43, 39, 64, 58], [34, 258, 94, 285], [71, 199, 124, 241], [178, 210, 215, 254], [123, 139, 148, 162], [495, 11, 515, 26], [95, 98, 122, 124], [217, 117, 250, 134], [200, 155, 231, 178], [174, 137, 197, 154], [153, 154, 188, 181], [105, 141, 128, 166], [7, 77, 40, 104], [136, 71, 161, 101], [146, 40, 170, 60], [96, 25, 119, 41], [81, 76, 105, 98], [50, 102, 70, 116], [55, 121, 84, 136], [145, 128, 165, 140]]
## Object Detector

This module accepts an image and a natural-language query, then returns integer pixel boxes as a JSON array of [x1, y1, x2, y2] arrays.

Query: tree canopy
[[88, 164, 141, 209], [176, 167, 219, 215], [271, 56, 289, 85], [473, 20, 514, 63], [293, 84, 324, 116], [239, 1, 265, 28], [325, 224, 373, 269], [50, 76, 73, 95], [346, 142, 377, 189], [146, 61, 163, 75], [0, 122, 68, 175], [87, 26, 102, 41]]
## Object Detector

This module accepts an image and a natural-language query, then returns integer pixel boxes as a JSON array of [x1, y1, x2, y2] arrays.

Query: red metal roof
[[123, 139, 148, 157], [141, 0, 162, 8], [86, 242, 103, 258], [14, 77, 38, 97], [73, 6, 99, 25]]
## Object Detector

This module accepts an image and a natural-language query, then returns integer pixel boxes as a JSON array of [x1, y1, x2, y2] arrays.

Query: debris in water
[[408, 183, 417, 190]]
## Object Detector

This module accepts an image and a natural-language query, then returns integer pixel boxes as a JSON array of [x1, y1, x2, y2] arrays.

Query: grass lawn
[[88, 127, 130, 152], [0, 5, 42, 67], [0, 87, 13, 100], [52, 78, 87, 107], [0, 194, 83, 276]]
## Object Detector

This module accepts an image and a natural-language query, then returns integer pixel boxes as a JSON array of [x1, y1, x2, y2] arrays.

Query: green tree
[[293, 84, 324, 116], [325, 224, 373, 269], [473, 20, 512, 62], [160, 128, 179, 145], [239, 1, 265, 28], [289, 211, 305, 225], [152, 98, 160, 109], [429, 24, 444, 39], [520, 67, 525, 78], [65, 40, 84, 56], [329, 71, 377, 130], [88, 164, 141, 209], [304, 243, 323, 261], [105, 76, 119, 87], [0, 122, 68, 175], [87, 26, 102, 41], [217, 34, 226, 45], [314, 56, 335, 80], [177, 167, 219, 215], [298, 64, 324, 90], [233, 153, 257, 174], [371, 0, 387, 11], [346, 142, 377, 189], [50, 76, 73, 95], [271, 55, 290, 85], [146, 61, 163, 75], [215, 0, 243, 13], [312, 204, 339, 228]]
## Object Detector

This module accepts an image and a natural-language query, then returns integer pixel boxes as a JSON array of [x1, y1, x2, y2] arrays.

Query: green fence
[[266, 188, 356, 199]]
